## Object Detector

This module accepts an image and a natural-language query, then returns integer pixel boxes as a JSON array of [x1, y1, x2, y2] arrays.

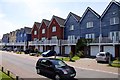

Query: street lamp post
[[99, 18, 102, 53]]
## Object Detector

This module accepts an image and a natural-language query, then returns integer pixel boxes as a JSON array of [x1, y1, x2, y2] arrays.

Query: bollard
[[16, 76, 19, 80], [2, 67, 4, 72], [7, 70, 10, 76]]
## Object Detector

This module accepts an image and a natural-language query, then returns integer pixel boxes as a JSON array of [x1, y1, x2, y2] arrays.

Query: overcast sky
[[0, 0, 119, 39]]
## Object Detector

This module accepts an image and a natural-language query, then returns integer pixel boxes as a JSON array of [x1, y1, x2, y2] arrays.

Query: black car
[[36, 58, 76, 80], [41, 50, 56, 57]]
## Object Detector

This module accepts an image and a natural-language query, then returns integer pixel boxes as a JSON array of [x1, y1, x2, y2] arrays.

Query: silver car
[[96, 52, 112, 63]]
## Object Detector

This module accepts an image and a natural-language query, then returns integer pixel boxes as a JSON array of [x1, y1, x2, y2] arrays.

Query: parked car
[[96, 52, 113, 63], [6, 47, 13, 52], [24, 48, 35, 54], [13, 48, 21, 52], [36, 58, 76, 80], [41, 50, 56, 57], [2, 47, 7, 51]]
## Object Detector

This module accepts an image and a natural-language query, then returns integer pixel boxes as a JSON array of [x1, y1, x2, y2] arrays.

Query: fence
[[0, 65, 23, 80]]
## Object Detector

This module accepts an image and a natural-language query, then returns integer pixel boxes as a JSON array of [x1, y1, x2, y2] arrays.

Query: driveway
[[67, 58, 119, 75]]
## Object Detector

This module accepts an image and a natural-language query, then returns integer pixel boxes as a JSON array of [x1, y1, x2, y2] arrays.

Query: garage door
[[65, 46, 71, 54], [54, 46, 60, 54], [39, 46, 43, 52], [104, 46, 115, 57], [90, 46, 99, 56]]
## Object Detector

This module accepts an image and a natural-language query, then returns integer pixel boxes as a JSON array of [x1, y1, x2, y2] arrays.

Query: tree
[[75, 38, 92, 57]]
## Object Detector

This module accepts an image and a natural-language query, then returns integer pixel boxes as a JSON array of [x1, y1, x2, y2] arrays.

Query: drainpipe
[[99, 18, 102, 53]]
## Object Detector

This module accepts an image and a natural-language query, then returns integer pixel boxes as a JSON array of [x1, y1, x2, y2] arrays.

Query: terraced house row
[[1, 0, 120, 58]]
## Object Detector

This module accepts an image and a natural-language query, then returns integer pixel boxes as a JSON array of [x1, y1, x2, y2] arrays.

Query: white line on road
[[74, 66, 119, 75]]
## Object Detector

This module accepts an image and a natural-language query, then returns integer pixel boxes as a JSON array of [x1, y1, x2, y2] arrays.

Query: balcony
[[29, 40, 60, 46], [61, 39, 78, 45], [6, 42, 26, 46], [29, 39, 78, 46], [89, 37, 120, 45]]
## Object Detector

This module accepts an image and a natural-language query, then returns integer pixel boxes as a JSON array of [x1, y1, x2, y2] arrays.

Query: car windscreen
[[51, 60, 66, 68]]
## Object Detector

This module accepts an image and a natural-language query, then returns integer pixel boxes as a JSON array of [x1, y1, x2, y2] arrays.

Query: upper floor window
[[109, 31, 120, 41], [85, 33, 95, 39], [51, 36, 57, 40], [68, 35, 75, 40], [42, 29, 45, 34], [34, 31, 37, 35], [21, 34, 22, 37], [70, 25, 74, 31], [41, 37, 46, 40], [110, 17, 119, 25], [52, 26, 56, 32], [24, 34, 26, 37], [86, 22, 93, 28]]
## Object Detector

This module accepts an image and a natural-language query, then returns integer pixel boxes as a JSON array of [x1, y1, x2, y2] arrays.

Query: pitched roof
[[65, 12, 81, 24], [50, 15, 66, 27], [101, 0, 120, 18], [24, 27, 32, 34], [70, 12, 81, 21], [43, 19, 50, 26], [34, 22, 41, 28], [79, 7, 100, 23]]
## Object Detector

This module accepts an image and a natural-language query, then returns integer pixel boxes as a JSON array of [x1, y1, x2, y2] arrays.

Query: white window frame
[[110, 17, 119, 25], [21, 34, 22, 37], [85, 33, 95, 39], [70, 25, 74, 31], [42, 29, 45, 34], [34, 31, 37, 35], [52, 26, 56, 32], [85, 34, 88, 39], [51, 36, 57, 40], [41, 37, 46, 40], [24, 33, 26, 37], [87, 22, 93, 28]]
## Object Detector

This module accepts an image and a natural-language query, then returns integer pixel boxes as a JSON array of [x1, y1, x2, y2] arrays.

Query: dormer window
[[86, 22, 93, 28], [110, 17, 119, 25], [34, 31, 37, 35], [70, 25, 74, 31], [42, 29, 45, 34], [52, 26, 56, 32]]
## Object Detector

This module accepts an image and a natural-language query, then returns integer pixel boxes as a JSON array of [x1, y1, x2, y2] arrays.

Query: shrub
[[76, 51, 84, 58]]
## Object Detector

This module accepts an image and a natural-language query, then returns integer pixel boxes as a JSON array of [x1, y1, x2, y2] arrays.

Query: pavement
[[1, 51, 119, 75]]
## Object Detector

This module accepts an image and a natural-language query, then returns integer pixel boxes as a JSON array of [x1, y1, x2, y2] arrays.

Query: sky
[[0, 0, 120, 39]]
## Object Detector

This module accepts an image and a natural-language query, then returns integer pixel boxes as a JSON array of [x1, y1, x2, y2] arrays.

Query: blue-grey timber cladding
[[79, 7, 100, 38], [101, 2, 120, 37], [64, 12, 80, 40]]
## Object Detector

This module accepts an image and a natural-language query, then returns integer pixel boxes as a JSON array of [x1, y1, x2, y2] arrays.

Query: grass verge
[[0, 71, 13, 80], [111, 60, 120, 68], [57, 55, 80, 61]]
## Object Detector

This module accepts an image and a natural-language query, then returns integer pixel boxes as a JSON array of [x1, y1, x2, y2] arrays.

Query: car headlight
[[62, 70, 68, 74]]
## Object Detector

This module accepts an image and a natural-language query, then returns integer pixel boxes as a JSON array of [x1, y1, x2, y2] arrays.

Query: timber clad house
[[1, 0, 120, 58]]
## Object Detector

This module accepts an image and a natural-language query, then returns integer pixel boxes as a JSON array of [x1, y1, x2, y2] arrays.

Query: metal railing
[[91, 37, 120, 43], [0, 65, 22, 80]]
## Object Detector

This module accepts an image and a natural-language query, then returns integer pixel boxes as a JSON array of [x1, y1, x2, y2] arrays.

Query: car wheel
[[55, 74, 61, 80], [37, 69, 41, 74]]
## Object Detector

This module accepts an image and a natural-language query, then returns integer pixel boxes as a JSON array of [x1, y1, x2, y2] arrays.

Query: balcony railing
[[29, 39, 78, 46], [90, 37, 120, 45], [61, 39, 77, 45], [6, 42, 26, 46], [29, 40, 60, 46]]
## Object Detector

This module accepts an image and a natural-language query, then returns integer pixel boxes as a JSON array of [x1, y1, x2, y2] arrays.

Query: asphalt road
[[0, 51, 119, 80]]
